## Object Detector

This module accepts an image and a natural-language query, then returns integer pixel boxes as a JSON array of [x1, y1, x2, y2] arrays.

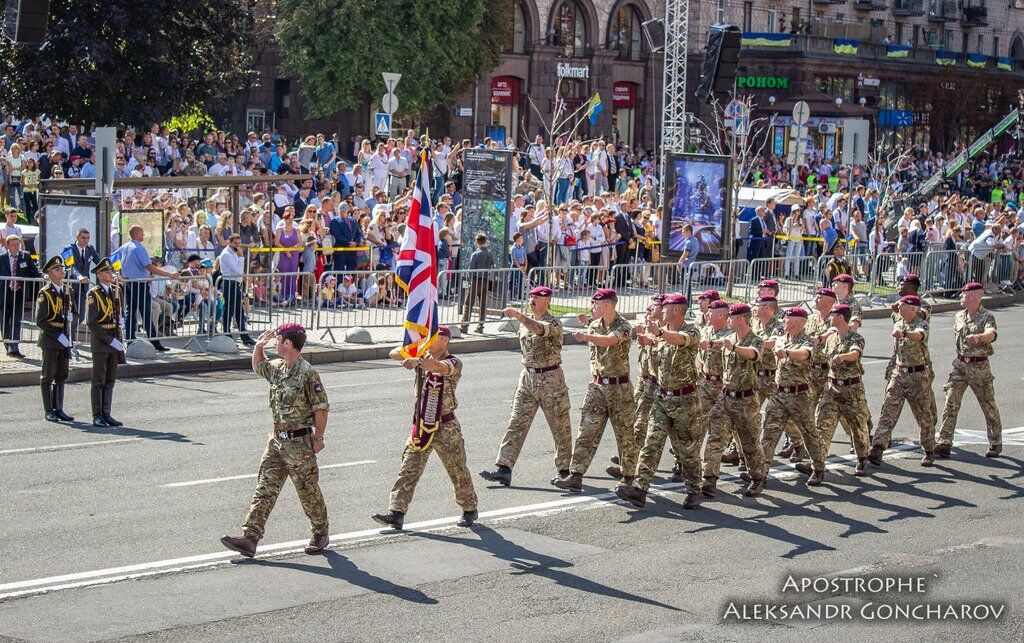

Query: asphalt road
[[1, 305, 1022, 641]]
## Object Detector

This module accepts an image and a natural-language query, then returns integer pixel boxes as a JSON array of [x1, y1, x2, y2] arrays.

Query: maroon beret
[[757, 279, 779, 291], [708, 299, 729, 310], [437, 325, 451, 338], [899, 295, 922, 307], [832, 273, 854, 285], [729, 303, 751, 316], [901, 273, 920, 285], [276, 322, 306, 335], [592, 288, 617, 301], [651, 293, 666, 304], [698, 289, 721, 301], [663, 293, 688, 306], [830, 304, 852, 315], [755, 295, 778, 305], [962, 282, 984, 292], [529, 286, 552, 297], [817, 287, 837, 299], [784, 307, 809, 318]]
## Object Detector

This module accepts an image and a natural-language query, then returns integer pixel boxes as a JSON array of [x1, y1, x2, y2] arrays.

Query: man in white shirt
[[208, 153, 229, 177], [387, 149, 410, 200], [527, 135, 545, 179], [218, 234, 254, 346], [370, 145, 389, 193]]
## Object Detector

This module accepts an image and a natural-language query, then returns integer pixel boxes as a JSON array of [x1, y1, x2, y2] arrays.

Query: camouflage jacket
[[774, 332, 816, 388], [722, 330, 763, 391], [588, 314, 632, 378], [656, 323, 700, 390], [953, 307, 997, 360], [255, 357, 330, 429], [520, 313, 562, 369]]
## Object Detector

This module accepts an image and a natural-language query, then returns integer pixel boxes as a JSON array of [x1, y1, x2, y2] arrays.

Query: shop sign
[[736, 75, 790, 89], [491, 77, 519, 105], [612, 82, 637, 108], [557, 62, 590, 79]]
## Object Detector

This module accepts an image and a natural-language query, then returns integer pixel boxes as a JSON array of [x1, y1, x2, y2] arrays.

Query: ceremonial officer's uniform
[[937, 282, 1002, 458], [86, 259, 124, 427], [35, 256, 75, 422], [871, 295, 936, 465]]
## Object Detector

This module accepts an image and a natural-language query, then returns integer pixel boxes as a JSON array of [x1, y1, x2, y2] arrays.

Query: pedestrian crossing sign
[[375, 112, 392, 137]]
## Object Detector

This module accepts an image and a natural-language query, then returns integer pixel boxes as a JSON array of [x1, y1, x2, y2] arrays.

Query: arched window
[[609, 4, 643, 61], [507, 2, 527, 54], [1011, 35, 1024, 60], [552, 1, 587, 58]]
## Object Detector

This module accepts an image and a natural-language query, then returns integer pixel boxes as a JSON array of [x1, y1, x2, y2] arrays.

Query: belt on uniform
[[957, 354, 989, 363], [722, 388, 756, 399], [898, 364, 928, 373], [659, 384, 697, 398], [526, 364, 560, 374], [757, 369, 774, 378], [701, 373, 722, 383], [643, 374, 657, 384], [274, 427, 312, 440], [593, 375, 630, 385], [440, 412, 456, 423], [828, 376, 862, 386], [778, 383, 810, 394]]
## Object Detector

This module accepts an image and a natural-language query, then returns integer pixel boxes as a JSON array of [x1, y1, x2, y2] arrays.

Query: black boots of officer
[[42, 383, 57, 421], [43, 383, 74, 422], [92, 387, 122, 427]]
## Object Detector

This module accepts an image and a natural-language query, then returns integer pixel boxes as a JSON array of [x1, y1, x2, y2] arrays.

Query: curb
[[1, 293, 1018, 388]]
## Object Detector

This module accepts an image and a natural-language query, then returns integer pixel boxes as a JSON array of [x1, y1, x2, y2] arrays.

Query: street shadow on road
[[254, 551, 438, 604], [73, 421, 196, 444], [413, 526, 681, 612], [935, 450, 1024, 501]]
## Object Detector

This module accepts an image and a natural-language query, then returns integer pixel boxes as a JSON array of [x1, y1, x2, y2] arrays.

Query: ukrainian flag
[[998, 56, 1013, 71], [108, 249, 122, 271], [936, 51, 957, 66], [886, 45, 910, 58], [741, 32, 792, 47], [60, 246, 74, 267], [967, 54, 987, 69], [833, 39, 858, 55], [587, 93, 603, 125]]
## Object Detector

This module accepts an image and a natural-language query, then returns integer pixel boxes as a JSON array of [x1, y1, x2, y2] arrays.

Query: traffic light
[[696, 24, 741, 105]]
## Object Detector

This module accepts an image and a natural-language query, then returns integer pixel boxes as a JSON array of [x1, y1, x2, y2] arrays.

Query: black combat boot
[[457, 510, 478, 527], [54, 385, 74, 422], [102, 389, 123, 427], [867, 445, 883, 466], [479, 465, 512, 487], [372, 510, 405, 530], [220, 534, 258, 558], [683, 491, 701, 509], [42, 383, 57, 421], [615, 484, 646, 508]]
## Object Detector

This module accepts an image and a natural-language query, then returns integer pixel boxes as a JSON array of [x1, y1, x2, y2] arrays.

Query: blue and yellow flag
[[60, 246, 74, 267], [833, 39, 858, 55], [741, 32, 791, 47], [936, 51, 957, 66], [997, 56, 1012, 71], [108, 249, 123, 271], [587, 93, 603, 125], [967, 54, 987, 69], [886, 45, 910, 58]]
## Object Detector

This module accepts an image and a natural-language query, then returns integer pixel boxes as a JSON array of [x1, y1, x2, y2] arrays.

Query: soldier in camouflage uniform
[[703, 304, 769, 497], [762, 308, 825, 483], [813, 304, 871, 480], [694, 289, 720, 330], [831, 274, 864, 330], [481, 286, 572, 487], [936, 282, 1002, 459], [870, 295, 936, 467], [221, 323, 331, 558], [616, 294, 705, 509], [885, 274, 935, 427], [374, 326, 478, 530], [554, 289, 636, 492]]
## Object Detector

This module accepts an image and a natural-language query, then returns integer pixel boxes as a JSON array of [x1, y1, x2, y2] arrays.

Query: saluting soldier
[[374, 326, 478, 530], [35, 256, 75, 422], [481, 286, 572, 487], [762, 307, 825, 482], [86, 259, 124, 428], [703, 304, 769, 497], [221, 323, 331, 558], [616, 293, 704, 509], [936, 282, 1002, 459], [554, 289, 636, 493], [812, 304, 871, 480], [870, 294, 936, 467]]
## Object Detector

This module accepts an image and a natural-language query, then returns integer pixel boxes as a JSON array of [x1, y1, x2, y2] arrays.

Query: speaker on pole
[[696, 24, 741, 105], [640, 18, 665, 53], [3, 0, 50, 45]]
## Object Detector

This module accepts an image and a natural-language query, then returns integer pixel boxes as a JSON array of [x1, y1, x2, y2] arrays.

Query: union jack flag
[[395, 151, 439, 358]]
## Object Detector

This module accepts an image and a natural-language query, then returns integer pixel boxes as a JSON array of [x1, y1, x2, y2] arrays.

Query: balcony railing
[[812, 0, 848, 4], [853, 0, 888, 10], [960, 5, 988, 27], [892, 0, 925, 16], [927, 0, 958, 21]]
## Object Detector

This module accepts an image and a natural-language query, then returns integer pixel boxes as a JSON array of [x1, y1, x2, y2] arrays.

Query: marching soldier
[[554, 289, 636, 493], [481, 286, 572, 486], [617, 295, 670, 474], [885, 274, 936, 429], [762, 308, 825, 482], [374, 326, 479, 529], [936, 282, 1002, 459], [822, 240, 852, 285], [755, 280, 782, 314], [694, 289, 720, 329], [35, 256, 75, 422], [697, 299, 729, 464], [831, 274, 863, 330], [703, 304, 769, 497], [812, 304, 871, 480], [752, 295, 805, 459], [616, 294, 705, 509], [869, 295, 936, 467], [86, 259, 124, 428], [221, 323, 331, 558]]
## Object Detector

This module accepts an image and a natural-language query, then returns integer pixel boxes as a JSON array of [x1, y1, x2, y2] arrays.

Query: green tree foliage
[[276, 0, 512, 118], [0, 0, 253, 126]]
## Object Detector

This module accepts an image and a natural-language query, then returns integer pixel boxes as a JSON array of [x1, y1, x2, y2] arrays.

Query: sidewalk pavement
[[1, 292, 1019, 388]]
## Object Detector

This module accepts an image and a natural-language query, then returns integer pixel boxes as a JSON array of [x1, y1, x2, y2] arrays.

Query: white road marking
[[0, 438, 143, 456], [162, 460, 377, 488], [0, 446, 919, 601]]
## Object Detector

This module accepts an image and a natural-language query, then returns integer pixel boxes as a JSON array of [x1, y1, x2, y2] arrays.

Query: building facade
[[245, 0, 1024, 154]]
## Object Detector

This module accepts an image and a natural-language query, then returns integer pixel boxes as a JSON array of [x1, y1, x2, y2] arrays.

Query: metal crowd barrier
[[920, 248, 969, 298], [684, 259, 752, 302], [527, 265, 609, 318], [748, 256, 819, 305], [867, 252, 924, 298], [437, 267, 527, 328], [0, 276, 46, 353], [314, 269, 406, 336]]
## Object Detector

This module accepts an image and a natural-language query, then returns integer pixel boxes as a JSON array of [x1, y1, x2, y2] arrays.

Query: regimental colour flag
[[395, 151, 439, 359]]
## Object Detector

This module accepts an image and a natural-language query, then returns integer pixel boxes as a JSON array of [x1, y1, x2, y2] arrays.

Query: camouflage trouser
[[569, 381, 637, 477], [887, 357, 937, 426], [811, 366, 857, 441], [496, 368, 572, 470], [636, 392, 705, 492], [814, 385, 871, 469], [757, 375, 804, 449], [697, 378, 722, 419], [633, 378, 658, 447], [939, 362, 1002, 447], [704, 394, 768, 481], [872, 370, 936, 451], [389, 420, 478, 514], [761, 388, 824, 467], [243, 435, 328, 541]]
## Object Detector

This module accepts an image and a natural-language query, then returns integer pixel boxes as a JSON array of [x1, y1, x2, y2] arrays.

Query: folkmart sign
[[737, 76, 790, 89]]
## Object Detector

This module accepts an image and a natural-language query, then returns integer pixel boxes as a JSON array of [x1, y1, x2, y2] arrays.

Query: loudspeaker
[[696, 24, 741, 105], [640, 18, 665, 53], [2, 0, 49, 45]]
